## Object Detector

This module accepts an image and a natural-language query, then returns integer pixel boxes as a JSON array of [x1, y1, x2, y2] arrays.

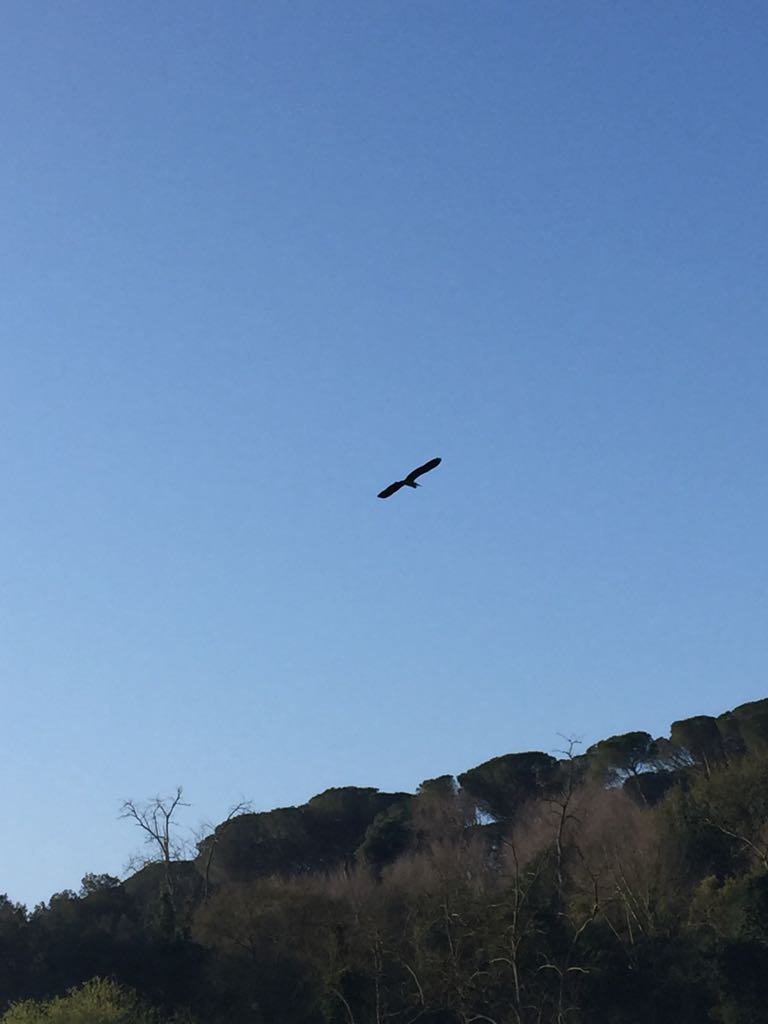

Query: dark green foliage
[[730, 699, 768, 756], [661, 779, 740, 882], [622, 768, 676, 805], [716, 940, 768, 1024], [78, 874, 121, 898], [356, 803, 413, 869], [586, 731, 658, 786], [581, 934, 715, 1024], [670, 715, 726, 772], [734, 714, 768, 756], [196, 806, 312, 884], [416, 775, 457, 797], [715, 711, 748, 759], [0, 898, 30, 1009], [458, 750, 560, 820], [195, 787, 409, 887], [304, 787, 411, 865]]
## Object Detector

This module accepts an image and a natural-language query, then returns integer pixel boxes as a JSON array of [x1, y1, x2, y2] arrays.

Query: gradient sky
[[2, 2, 767, 908]]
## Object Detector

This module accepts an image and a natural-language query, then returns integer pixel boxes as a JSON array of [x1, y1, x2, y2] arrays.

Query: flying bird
[[377, 457, 442, 499]]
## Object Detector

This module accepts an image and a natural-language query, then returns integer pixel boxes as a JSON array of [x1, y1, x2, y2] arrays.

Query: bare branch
[[119, 786, 191, 905]]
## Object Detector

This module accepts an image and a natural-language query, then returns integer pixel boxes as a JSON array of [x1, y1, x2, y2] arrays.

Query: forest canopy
[[3, 696, 768, 1024]]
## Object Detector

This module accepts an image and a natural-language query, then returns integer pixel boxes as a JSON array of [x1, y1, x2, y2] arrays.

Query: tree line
[[2, 696, 768, 1022]]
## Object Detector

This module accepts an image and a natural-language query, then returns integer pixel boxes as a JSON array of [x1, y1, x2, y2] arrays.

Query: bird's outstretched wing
[[405, 457, 441, 484], [378, 480, 405, 499]]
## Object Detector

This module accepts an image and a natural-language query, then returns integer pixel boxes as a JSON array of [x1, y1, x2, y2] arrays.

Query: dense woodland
[[4, 697, 768, 1023]]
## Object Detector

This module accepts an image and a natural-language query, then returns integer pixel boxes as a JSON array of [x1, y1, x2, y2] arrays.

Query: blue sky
[[2, 1, 767, 907]]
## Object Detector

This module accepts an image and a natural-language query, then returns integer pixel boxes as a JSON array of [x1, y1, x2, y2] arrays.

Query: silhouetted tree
[[120, 787, 191, 935], [458, 751, 560, 822], [670, 716, 725, 775], [78, 874, 121, 898], [586, 731, 658, 787]]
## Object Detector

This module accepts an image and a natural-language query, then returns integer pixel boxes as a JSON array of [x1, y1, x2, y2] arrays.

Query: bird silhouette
[[377, 457, 442, 499]]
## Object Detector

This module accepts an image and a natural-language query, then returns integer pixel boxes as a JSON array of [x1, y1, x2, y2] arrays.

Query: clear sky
[[2, 1, 767, 907]]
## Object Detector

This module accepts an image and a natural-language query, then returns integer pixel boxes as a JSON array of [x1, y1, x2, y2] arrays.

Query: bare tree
[[120, 786, 191, 905], [491, 827, 551, 1024], [549, 736, 584, 901]]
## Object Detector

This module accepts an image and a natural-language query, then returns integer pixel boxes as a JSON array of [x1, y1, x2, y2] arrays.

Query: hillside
[[3, 695, 768, 1023]]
